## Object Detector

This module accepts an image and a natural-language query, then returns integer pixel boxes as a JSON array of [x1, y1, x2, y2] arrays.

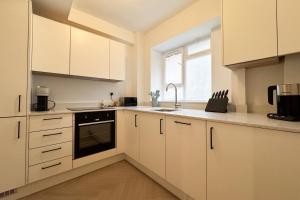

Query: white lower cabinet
[[124, 111, 139, 161], [29, 142, 72, 166], [207, 122, 300, 200], [28, 114, 74, 183], [166, 116, 206, 200], [29, 127, 73, 149], [139, 113, 165, 178], [28, 156, 72, 183], [0, 117, 26, 192]]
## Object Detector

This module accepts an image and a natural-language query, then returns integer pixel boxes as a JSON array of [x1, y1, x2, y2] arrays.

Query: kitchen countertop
[[29, 106, 300, 133], [124, 107, 300, 133]]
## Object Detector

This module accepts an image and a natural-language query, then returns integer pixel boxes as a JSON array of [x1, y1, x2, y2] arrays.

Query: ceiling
[[32, 0, 197, 32]]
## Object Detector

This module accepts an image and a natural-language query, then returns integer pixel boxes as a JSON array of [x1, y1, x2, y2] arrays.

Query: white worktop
[[124, 107, 300, 133], [29, 106, 300, 133]]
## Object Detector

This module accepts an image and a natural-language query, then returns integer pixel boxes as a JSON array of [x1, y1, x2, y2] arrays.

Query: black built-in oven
[[74, 111, 115, 159]]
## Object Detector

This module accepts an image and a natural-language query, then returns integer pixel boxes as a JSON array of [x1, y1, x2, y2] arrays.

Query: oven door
[[74, 120, 115, 159]]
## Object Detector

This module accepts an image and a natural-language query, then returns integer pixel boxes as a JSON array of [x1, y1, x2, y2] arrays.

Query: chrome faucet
[[166, 83, 181, 109]]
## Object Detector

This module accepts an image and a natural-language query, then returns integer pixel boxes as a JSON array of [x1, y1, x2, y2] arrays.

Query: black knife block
[[205, 97, 229, 113]]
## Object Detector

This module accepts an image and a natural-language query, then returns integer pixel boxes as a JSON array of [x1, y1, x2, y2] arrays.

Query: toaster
[[119, 97, 138, 106]]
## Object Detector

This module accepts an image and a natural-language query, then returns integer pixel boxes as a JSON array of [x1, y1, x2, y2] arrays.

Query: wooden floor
[[21, 161, 178, 200]]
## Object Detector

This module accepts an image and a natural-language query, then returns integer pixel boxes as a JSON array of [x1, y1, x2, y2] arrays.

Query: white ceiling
[[32, 0, 197, 31]]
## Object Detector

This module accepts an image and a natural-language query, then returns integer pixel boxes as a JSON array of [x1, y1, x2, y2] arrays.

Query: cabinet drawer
[[30, 114, 73, 132], [29, 127, 72, 149], [29, 142, 72, 166], [28, 156, 72, 183]]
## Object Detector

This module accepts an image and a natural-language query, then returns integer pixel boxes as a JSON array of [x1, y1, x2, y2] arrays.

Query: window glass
[[164, 86, 184, 101], [185, 55, 212, 101], [164, 53, 182, 84], [187, 38, 210, 55]]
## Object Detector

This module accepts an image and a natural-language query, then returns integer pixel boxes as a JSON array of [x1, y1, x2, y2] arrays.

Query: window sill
[[159, 100, 208, 104]]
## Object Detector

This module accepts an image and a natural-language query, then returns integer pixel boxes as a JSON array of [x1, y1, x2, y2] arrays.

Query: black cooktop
[[67, 107, 115, 111]]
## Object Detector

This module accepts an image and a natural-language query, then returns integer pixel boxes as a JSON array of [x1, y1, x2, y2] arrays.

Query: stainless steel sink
[[154, 108, 178, 112]]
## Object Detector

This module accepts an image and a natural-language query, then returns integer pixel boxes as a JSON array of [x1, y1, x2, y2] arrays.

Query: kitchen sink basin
[[154, 108, 178, 112]]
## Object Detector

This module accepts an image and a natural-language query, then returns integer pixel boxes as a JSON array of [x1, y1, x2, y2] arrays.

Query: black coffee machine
[[268, 84, 300, 121], [34, 86, 56, 111]]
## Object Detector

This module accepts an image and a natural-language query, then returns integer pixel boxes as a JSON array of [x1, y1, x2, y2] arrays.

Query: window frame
[[162, 36, 211, 102]]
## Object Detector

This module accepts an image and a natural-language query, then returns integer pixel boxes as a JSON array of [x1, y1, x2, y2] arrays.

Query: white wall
[[284, 53, 300, 83], [211, 27, 232, 100], [142, 0, 221, 102], [32, 75, 125, 104], [246, 63, 284, 113]]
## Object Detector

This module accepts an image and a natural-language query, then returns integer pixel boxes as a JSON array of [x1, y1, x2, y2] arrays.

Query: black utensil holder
[[205, 97, 229, 113]]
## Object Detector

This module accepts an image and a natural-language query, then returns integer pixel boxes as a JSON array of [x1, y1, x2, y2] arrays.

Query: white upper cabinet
[[32, 15, 70, 74], [277, 0, 300, 56], [222, 0, 277, 65], [70, 27, 109, 79], [109, 40, 126, 80], [139, 113, 165, 178], [0, 117, 26, 192], [207, 122, 300, 200], [0, 0, 28, 117]]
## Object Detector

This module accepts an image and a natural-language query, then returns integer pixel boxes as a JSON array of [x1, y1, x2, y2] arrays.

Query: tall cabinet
[[0, 0, 28, 192]]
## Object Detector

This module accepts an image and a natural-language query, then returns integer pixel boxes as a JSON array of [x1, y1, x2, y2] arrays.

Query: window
[[162, 38, 211, 101]]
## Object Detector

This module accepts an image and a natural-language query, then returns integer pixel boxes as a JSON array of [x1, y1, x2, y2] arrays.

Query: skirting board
[[125, 155, 193, 200], [5, 154, 125, 200]]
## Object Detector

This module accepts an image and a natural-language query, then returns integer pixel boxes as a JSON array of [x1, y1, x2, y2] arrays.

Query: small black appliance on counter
[[268, 84, 300, 121], [33, 86, 56, 111], [205, 90, 229, 113], [119, 97, 137, 106]]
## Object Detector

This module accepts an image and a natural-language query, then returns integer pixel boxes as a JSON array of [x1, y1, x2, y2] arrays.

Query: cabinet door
[[32, 15, 70, 74], [109, 40, 126, 80], [207, 122, 300, 200], [0, 0, 28, 117], [166, 116, 206, 200], [223, 0, 277, 65], [124, 111, 139, 161], [0, 117, 26, 192], [139, 113, 165, 178], [70, 27, 109, 79], [278, 0, 300, 55]]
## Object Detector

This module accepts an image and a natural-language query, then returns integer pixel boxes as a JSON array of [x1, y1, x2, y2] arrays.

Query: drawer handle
[[174, 121, 192, 126], [43, 117, 63, 121], [42, 132, 63, 137], [41, 162, 62, 170], [41, 147, 62, 154]]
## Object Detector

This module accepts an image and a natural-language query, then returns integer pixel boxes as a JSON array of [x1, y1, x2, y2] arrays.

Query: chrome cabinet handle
[[42, 132, 63, 137], [210, 127, 214, 150], [174, 121, 192, 126], [160, 119, 163, 134], [17, 121, 21, 139], [41, 147, 62, 154], [18, 95, 21, 113], [41, 162, 62, 170], [43, 117, 63, 121]]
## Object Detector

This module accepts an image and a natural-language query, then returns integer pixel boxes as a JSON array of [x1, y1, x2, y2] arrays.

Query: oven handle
[[78, 120, 115, 127]]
